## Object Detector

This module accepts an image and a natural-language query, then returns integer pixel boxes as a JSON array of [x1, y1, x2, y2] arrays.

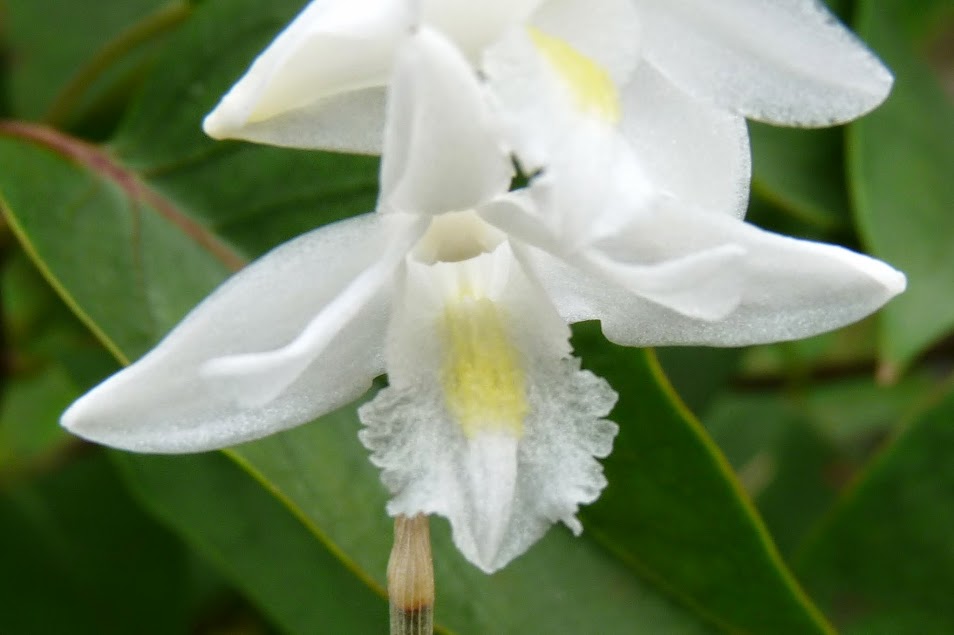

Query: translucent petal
[[380, 27, 513, 216], [359, 242, 618, 572], [522, 200, 906, 346], [483, 27, 631, 172], [635, 0, 894, 125], [527, 0, 643, 87], [204, 87, 387, 153], [483, 27, 575, 171], [619, 62, 750, 218], [202, 0, 410, 150], [422, 0, 546, 59], [509, 122, 658, 249], [483, 195, 748, 321], [61, 213, 414, 453]]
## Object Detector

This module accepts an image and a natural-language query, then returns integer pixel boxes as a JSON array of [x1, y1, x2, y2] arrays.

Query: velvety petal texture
[[526, 0, 643, 87], [634, 0, 894, 125], [619, 62, 751, 219], [379, 27, 513, 216], [359, 243, 617, 572], [421, 0, 546, 58], [203, 0, 412, 151], [521, 196, 906, 347], [62, 213, 406, 452], [62, 6, 907, 580]]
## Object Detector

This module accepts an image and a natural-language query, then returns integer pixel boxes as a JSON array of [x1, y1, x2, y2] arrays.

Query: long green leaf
[[0, 0, 839, 631], [0, 452, 189, 634], [796, 378, 954, 633], [850, 0, 954, 374], [576, 326, 832, 634], [113, 450, 386, 634]]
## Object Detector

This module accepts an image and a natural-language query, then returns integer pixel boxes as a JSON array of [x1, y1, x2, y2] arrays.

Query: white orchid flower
[[64, 28, 903, 573], [203, 0, 893, 218]]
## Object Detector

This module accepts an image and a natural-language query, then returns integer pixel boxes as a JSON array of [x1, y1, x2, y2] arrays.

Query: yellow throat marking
[[442, 297, 527, 439], [528, 28, 621, 124]]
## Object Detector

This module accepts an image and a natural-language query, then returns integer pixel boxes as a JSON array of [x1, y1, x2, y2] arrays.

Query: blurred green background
[[0, 0, 952, 633]]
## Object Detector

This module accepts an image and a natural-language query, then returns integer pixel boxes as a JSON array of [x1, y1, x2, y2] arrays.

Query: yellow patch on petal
[[528, 27, 621, 124], [442, 297, 526, 439]]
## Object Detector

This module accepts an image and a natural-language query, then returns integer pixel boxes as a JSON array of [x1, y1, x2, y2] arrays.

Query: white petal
[[582, 246, 747, 321], [380, 27, 513, 216], [635, 0, 894, 125], [484, 201, 749, 320], [200, 214, 426, 407], [523, 201, 906, 346], [482, 28, 572, 171], [359, 242, 618, 572], [482, 193, 750, 321], [421, 0, 546, 59], [61, 213, 416, 453], [510, 122, 658, 249], [619, 62, 750, 218], [483, 28, 626, 172], [203, 88, 388, 153], [203, 0, 411, 151], [527, 0, 643, 86]]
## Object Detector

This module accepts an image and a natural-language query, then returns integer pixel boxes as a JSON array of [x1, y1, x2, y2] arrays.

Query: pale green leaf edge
[[792, 370, 954, 565], [0, 127, 834, 635], [591, 350, 838, 635], [0, 153, 455, 632]]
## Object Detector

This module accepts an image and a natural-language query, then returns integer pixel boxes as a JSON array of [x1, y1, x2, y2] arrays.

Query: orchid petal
[[421, 0, 546, 59], [483, 27, 573, 171], [523, 201, 906, 346], [514, 121, 658, 247], [527, 0, 643, 87], [635, 0, 893, 125], [619, 62, 751, 218], [482, 193, 749, 321], [202, 0, 411, 151], [61, 213, 416, 453], [380, 27, 513, 216], [360, 243, 617, 572]]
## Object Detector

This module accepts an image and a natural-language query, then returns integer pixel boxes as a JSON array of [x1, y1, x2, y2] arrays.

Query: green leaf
[[575, 327, 832, 635], [851, 0, 954, 373], [232, 399, 715, 635], [654, 346, 740, 417], [796, 378, 954, 633], [0, 451, 189, 634], [0, 124, 831, 629], [704, 369, 940, 559], [704, 393, 845, 558], [113, 450, 386, 635], [0, 0, 833, 631], [0, 249, 118, 475], [749, 123, 851, 232], [5, 0, 190, 132]]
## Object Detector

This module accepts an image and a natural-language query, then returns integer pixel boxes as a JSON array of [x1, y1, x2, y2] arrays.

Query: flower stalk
[[388, 514, 435, 635]]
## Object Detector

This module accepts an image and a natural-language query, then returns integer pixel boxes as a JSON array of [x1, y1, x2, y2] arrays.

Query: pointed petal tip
[[202, 99, 241, 141], [201, 109, 227, 140], [851, 249, 906, 298], [885, 266, 907, 296]]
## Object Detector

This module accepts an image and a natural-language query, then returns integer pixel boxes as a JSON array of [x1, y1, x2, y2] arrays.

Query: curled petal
[[480, 195, 749, 321], [61, 213, 418, 453], [380, 27, 513, 216], [635, 0, 893, 125], [360, 243, 617, 572], [522, 201, 906, 346], [583, 246, 746, 321], [203, 0, 411, 151]]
